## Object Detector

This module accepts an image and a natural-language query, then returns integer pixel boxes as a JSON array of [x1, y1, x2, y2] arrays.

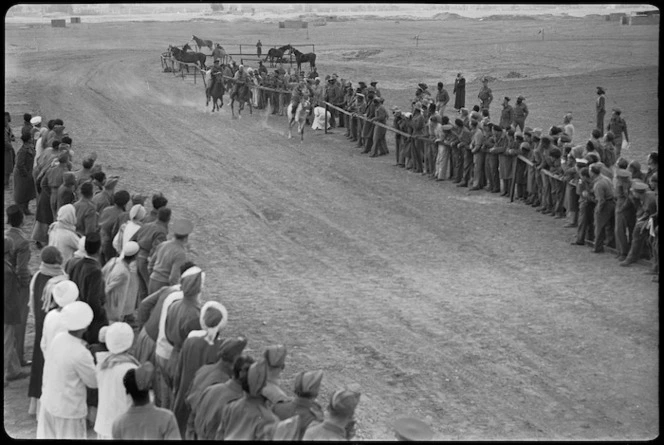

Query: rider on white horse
[[288, 80, 313, 118]]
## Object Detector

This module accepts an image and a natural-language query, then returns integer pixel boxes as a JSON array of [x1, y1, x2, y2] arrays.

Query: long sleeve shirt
[[148, 239, 187, 285], [41, 332, 98, 419], [513, 103, 529, 120]]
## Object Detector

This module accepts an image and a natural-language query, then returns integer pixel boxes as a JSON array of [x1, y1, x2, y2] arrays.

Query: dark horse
[[205, 71, 226, 112], [230, 82, 253, 118], [264, 44, 291, 67], [169, 45, 207, 70], [192, 35, 213, 52], [290, 47, 316, 73]]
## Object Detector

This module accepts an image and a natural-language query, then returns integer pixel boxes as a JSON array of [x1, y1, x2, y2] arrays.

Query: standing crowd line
[[4, 110, 435, 441]]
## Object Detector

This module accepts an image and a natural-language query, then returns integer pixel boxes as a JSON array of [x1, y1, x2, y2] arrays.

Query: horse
[[192, 35, 213, 52], [264, 44, 291, 67], [203, 70, 225, 112], [230, 82, 253, 118], [287, 98, 313, 142], [290, 47, 316, 73], [169, 45, 207, 70]]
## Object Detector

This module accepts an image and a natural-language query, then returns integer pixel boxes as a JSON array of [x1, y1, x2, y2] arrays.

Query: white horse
[[287, 98, 313, 142]]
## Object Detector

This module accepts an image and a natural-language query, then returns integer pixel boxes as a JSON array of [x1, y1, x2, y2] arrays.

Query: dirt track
[[3, 17, 659, 440]]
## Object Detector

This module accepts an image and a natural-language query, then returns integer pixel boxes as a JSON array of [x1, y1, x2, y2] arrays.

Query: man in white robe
[[37, 301, 97, 439]]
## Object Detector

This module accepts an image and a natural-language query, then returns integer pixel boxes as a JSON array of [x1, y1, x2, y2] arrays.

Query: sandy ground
[[3, 15, 659, 440]]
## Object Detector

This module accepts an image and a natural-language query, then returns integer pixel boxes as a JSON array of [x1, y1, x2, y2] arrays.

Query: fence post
[[325, 103, 328, 134]]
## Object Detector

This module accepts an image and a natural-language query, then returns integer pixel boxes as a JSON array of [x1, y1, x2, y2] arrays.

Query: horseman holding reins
[[232, 65, 249, 97], [288, 80, 313, 120], [206, 59, 224, 97]]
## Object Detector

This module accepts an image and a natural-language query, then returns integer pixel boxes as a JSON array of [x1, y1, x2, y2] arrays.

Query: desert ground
[[3, 12, 659, 440]]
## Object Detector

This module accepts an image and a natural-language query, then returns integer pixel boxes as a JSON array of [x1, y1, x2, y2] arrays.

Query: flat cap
[[172, 219, 194, 236], [393, 416, 434, 441]]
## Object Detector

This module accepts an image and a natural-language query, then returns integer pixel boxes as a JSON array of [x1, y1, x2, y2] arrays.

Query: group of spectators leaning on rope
[[4, 110, 438, 440], [204, 65, 659, 281]]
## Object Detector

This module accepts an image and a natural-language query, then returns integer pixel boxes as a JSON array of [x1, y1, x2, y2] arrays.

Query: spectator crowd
[[2, 63, 657, 441]]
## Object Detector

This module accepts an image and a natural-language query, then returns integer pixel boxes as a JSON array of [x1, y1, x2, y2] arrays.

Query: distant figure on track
[[478, 77, 493, 119], [453, 73, 466, 110], [256, 40, 262, 58], [596, 86, 606, 134]]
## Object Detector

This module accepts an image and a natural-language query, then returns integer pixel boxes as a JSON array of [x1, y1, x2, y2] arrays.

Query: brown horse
[[204, 71, 225, 112], [264, 44, 291, 67], [230, 82, 253, 118], [170, 45, 207, 70], [192, 35, 213, 52], [290, 47, 316, 72]]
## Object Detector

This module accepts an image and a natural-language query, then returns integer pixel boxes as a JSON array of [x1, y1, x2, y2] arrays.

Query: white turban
[[120, 241, 139, 259], [52, 280, 79, 308], [61, 301, 93, 331], [105, 322, 135, 354], [30, 116, 42, 125], [129, 204, 147, 222]]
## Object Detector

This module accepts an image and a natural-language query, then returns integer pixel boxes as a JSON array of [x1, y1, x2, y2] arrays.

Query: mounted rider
[[288, 80, 312, 117], [232, 65, 249, 97], [206, 59, 224, 96]]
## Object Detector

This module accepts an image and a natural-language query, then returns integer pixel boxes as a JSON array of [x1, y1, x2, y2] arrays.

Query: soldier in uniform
[[261, 345, 290, 412], [477, 77, 493, 119], [409, 105, 426, 173], [435, 82, 450, 116], [302, 389, 361, 441], [499, 97, 514, 130], [619, 181, 657, 266], [513, 96, 529, 132], [606, 107, 629, 158], [361, 93, 377, 154], [273, 370, 324, 440], [348, 90, 362, 143], [468, 119, 485, 190], [355, 92, 368, 149], [370, 97, 389, 157], [370, 81, 381, 97]]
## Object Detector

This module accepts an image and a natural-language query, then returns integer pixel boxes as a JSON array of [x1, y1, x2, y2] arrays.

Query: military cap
[[172, 219, 194, 236], [441, 124, 453, 131], [370, 81, 378, 85], [631, 181, 649, 192], [294, 370, 324, 396], [517, 95, 525, 100], [504, 96, 511, 101], [105, 176, 119, 189], [523, 126, 533, 135], [329, 389, 361, 417], [616, 168, 631, 179], [520, 142, 531, 151], [393, 416, 434, 441], [596, 86, 605, 92], [612, 107, 622, 114], [515, 132, 524, 139], [264, 344, 287, 368], [541, 134, 553, 142], [418, 82, 428, 90], [247, 359, 269, 396], [218, 336, 248, 361], [358, 81, 367, 86]]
